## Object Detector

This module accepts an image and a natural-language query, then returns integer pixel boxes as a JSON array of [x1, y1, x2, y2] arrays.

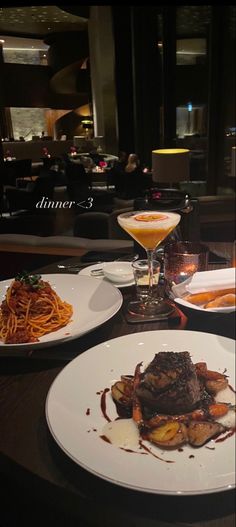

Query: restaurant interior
[[0, 5, 235, 527], [0, 4, 235, 278]]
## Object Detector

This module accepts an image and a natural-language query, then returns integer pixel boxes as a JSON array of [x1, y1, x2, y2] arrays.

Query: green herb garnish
[[15, 270, 44, 289]]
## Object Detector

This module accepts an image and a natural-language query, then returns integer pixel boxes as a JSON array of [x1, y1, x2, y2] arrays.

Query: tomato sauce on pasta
[[0, 273, 73, 344]]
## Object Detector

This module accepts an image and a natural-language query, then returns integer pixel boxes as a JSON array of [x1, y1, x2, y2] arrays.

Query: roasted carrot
[[132, 362, 143, 426], [208, 403, 229, 418]]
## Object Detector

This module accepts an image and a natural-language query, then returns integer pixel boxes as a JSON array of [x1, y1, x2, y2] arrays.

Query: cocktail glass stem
[[146, 249, 154, 299]]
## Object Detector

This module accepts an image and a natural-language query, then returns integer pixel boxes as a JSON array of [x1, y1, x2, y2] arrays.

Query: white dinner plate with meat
[[46, 330, 235, 495]]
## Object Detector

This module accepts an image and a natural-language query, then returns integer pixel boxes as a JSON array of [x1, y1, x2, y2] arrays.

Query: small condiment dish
[[103, 261, 134, 284]]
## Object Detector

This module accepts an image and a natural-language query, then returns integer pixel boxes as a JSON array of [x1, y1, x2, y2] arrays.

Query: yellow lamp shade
[[152, 148, 190, 183]]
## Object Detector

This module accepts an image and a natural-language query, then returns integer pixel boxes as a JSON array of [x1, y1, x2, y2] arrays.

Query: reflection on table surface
[[0, 241, 235, 527]]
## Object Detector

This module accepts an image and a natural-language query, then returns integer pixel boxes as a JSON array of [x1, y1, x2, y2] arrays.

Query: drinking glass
[[117, 210, 181, 317], [164, 241, 209, 290], [132, 259, 160, 303]]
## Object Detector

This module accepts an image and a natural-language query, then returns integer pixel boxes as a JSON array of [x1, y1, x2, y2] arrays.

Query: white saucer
[[79, 263, 135, 288]]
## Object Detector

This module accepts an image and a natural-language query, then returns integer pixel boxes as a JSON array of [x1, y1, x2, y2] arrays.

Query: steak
[[136, 351, 202, 414]]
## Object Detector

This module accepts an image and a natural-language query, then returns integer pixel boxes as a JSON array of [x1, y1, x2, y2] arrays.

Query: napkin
[[186, 267, 235, 294]]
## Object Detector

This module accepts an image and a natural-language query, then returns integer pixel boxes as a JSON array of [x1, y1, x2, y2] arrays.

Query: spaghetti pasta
[[0, 272, 73, 344]]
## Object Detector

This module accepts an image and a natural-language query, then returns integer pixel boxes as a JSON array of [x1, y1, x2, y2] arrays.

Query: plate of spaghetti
[[0, 272, 122, 350]]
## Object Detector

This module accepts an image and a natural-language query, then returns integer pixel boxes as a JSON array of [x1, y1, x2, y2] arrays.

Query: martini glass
[[117, 210, 181, 317]]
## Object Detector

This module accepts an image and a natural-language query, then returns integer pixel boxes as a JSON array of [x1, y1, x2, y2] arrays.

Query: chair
[[65, 160, 91, 202], [123, 169, 146, 199], [73, 212, 110, 239], [5, 177, 55, 213], [106, 169, 116, 189], [38, 168, 67, 187], [3, 159, 32, 186], [114, 167, 151, 199], [0, 179, 4, 216], [112, 196, 134, 210], [0, 213, 57, 236], [72, 208, 134, 242], [65, 159, 88, 181], [198, 195, 236, 241], [110, 165, 126, 195], [41, 156, 60, 170]]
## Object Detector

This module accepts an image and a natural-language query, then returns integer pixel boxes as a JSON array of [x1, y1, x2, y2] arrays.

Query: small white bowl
[[103, 261, 134, 284]]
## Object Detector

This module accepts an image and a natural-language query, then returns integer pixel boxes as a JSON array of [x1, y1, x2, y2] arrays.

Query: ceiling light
[[81, 119, 93, 126], [0, 39, 5, 43]]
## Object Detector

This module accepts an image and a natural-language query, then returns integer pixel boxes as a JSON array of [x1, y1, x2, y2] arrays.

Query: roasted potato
[[147, 421, 188, 448], [205, 378, 229, 394], [187, 421, 225, 447], [111, 380, 134, 417], [111, 380, 133, 404]]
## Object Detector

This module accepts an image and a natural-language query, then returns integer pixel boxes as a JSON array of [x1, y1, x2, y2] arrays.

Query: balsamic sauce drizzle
[[215, 428, 236, 443], [139, 441, 174, 463], [100, 388, 111, 422], [100, 435, 111, 443]]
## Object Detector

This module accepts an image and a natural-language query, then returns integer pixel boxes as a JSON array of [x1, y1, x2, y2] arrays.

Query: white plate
[[46, 330, 235, 496], [79, 263, 135, 288], [0, 274, 122, 350]]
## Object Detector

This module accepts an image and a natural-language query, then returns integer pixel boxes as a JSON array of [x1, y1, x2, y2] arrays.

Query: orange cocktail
[[118, 211, 180, 251]]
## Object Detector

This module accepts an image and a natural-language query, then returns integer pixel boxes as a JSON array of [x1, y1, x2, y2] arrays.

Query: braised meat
[[136, 351, 202, 414]]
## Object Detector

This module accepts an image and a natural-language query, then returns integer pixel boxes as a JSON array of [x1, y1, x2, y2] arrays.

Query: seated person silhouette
[[122, 153, 143, 198], [111, 151, 128, 194]]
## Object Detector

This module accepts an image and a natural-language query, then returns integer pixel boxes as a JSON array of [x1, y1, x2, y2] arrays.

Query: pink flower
[[152, 191, 162, 200]]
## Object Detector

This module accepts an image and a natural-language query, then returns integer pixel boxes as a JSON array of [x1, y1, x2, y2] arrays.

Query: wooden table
[[0, 242, 235, 527]]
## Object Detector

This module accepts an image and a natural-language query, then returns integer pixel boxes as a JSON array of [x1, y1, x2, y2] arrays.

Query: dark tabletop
[[0, 242, 235, 527]]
